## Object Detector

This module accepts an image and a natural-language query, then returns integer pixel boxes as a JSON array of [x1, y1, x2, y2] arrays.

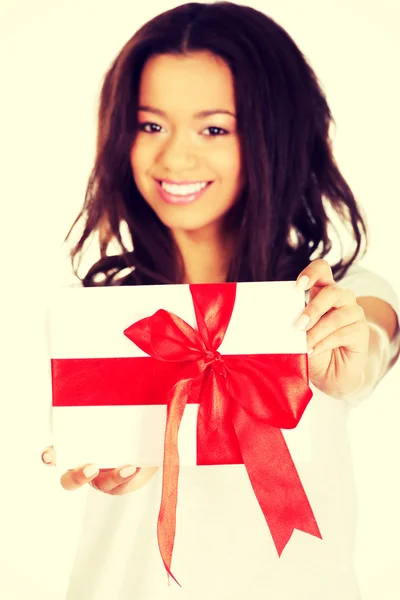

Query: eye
[[203, 126, 229, 136], [137, 122, 164, 133]]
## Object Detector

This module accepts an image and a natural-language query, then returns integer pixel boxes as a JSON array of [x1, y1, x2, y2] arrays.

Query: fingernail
[[42, 452, 52, 463], [119, 466, 136, 479], [296, 276, 310, 291], [295, 313, 310, 331], [83, 464, 99, 478]]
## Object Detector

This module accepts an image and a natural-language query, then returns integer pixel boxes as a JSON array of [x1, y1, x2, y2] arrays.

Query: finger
[[90, 465, 139, 493], [309, 320, 369, 357], [296, 259, 334, 291], [306, 305, 366, 350], [295, 286, 358, 331], [107, 467, 159, 496], [60, 464, 100, 491], [42, 446, 56, 466]]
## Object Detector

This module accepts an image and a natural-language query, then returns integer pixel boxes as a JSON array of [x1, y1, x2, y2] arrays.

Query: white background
[[0, 0, 399, 598]]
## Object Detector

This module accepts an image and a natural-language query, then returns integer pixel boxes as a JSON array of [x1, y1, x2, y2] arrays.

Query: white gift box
[[48, 281, 311, 471]]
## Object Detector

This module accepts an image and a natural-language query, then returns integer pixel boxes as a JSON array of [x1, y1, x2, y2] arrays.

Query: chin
[[163, 219, 214, 234], [152, 210, 218, 234], [145, 194, 232, 235]]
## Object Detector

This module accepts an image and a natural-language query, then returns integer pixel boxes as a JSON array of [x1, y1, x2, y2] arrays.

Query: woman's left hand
[[295, 259, 369, 398]]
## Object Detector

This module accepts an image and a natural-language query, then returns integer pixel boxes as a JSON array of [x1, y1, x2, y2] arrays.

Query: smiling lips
[[155, 179, 213, 205]]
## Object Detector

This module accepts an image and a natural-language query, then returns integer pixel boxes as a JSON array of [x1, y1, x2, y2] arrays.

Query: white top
[[64, 264, 400, 600]]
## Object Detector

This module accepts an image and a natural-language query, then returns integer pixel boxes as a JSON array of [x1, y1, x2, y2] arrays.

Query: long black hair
[[67, 1, 368, 286]]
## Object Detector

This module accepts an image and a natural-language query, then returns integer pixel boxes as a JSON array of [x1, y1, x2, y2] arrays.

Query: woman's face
[[130, 51, 243, 237]]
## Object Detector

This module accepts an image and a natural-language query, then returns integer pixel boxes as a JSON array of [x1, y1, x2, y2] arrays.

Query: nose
[[157, 130, 199, 172]]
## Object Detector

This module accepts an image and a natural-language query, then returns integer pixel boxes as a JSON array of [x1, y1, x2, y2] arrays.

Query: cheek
[[214, 139, 241, 175]]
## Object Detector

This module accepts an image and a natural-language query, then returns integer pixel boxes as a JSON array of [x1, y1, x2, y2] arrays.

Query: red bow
[[124, 283, 322, 585]]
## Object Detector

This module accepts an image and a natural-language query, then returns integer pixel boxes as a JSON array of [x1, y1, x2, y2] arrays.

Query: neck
[[172, 225, 233, 284]]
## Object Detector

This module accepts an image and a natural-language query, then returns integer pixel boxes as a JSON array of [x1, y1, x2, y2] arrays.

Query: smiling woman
[[42, 2, 400, 599], [67, 1, 370, 288]]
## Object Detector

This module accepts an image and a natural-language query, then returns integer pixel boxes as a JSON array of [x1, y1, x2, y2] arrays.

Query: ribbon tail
[[196, 370, 243, 465], [157, 376, 195, 587], [232, 407, 322, 555]]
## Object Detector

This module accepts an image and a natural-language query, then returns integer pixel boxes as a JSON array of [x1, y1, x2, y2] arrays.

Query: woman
[[42, 3, 399, 598]]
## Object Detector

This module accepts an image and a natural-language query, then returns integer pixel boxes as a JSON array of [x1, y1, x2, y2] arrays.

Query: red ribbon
[[122, 283, 322, 584]]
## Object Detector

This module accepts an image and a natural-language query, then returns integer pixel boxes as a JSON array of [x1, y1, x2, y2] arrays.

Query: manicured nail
[[119, 466, 136, 479], [295, 313, 310, 331], [42, 452, 52, 463], [296, 276, 310, 291], [83, 464, 99, 478]]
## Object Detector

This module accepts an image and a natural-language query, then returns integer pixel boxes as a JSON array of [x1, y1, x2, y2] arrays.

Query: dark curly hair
[[67, 1, 368, 286]]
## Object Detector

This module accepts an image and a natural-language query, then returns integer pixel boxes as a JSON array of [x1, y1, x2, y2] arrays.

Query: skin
[[42, 52, 399, 493], [130, 51, 244, 284]]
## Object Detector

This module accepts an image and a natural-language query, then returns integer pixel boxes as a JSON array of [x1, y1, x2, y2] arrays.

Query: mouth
[[155, 179, 214, 205]]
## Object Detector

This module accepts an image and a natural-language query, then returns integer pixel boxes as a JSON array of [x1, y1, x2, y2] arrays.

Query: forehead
[[138, 51, 236, 114]]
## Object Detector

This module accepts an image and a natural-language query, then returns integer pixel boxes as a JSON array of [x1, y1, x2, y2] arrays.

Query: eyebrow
[[137, 105, 236, 119]]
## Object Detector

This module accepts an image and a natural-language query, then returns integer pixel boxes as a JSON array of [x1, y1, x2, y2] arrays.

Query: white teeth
[[161, 181, 208, 196]]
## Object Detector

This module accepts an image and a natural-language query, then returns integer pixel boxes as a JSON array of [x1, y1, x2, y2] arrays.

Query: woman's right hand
[[41, 446, 158, 495]]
